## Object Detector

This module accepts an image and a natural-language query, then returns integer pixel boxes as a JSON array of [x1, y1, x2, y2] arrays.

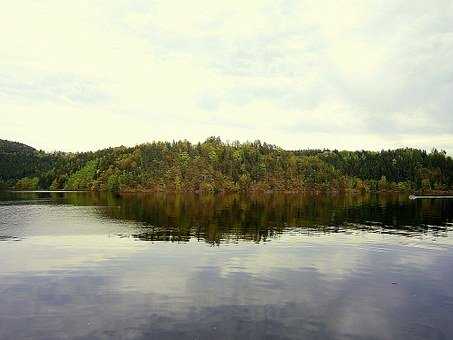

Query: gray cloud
[[138, 1, 453, 137], [0, 72, 109, 106]]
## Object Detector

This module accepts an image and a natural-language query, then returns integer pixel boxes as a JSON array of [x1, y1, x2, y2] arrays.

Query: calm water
[[1, 192, 453, 340]]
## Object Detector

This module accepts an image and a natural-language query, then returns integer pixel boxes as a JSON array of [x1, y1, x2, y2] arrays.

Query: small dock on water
[[409, 195, 453, 200]]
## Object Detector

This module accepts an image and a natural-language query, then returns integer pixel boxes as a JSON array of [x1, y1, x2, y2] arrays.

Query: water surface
[[1, 192, 453, 339]]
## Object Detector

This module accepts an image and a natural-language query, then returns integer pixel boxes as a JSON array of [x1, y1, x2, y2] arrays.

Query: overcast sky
[[1, 0, 452, 153]]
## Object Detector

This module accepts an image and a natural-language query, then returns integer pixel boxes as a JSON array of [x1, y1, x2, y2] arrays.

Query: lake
[[1, 191, 453, 339]]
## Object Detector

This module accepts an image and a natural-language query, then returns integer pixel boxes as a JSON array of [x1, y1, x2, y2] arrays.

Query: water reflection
[[0, 192, 453, 339], [2, 191, 452, 244]]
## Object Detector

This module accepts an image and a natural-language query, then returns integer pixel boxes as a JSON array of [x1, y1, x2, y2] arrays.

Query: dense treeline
[[1, 137, 452, 193]]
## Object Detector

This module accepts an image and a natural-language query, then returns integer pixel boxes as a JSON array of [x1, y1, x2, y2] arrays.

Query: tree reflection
[[2, 191, 452, 244], [60, 192, 453, 244]]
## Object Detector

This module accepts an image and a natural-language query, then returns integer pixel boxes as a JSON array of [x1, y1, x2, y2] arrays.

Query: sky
[[1, 0, 453, 153]]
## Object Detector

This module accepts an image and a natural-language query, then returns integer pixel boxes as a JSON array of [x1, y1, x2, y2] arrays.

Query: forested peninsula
[[1, 137, 452, 193]]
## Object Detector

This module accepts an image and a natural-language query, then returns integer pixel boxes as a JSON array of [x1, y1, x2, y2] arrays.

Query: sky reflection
[[0, 192, 453, 339]]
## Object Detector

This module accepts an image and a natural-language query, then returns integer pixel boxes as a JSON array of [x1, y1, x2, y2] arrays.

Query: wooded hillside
[[1, 137, 452, 193]]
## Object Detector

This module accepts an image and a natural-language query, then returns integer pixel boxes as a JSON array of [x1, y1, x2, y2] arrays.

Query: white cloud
[[0, 0, 452, 153]]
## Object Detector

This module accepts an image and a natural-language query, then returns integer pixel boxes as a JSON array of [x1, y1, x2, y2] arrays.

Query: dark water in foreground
[[1, 192, 453, 340]]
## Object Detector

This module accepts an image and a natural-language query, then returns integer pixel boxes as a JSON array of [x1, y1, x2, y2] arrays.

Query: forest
[[1, 137, 452, 193]]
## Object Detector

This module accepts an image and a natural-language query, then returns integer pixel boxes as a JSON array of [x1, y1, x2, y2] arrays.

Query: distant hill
[[0, 139, 48, 185], [0, 139, 36, 154], [0, 137, 452, 193]]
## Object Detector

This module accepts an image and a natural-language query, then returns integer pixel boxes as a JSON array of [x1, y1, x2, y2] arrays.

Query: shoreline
[[4, 189, 453, 196]]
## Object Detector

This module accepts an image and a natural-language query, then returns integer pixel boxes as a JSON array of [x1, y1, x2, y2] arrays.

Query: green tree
[[15, 177, 39, 190], [65, 160, 98, 190]]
